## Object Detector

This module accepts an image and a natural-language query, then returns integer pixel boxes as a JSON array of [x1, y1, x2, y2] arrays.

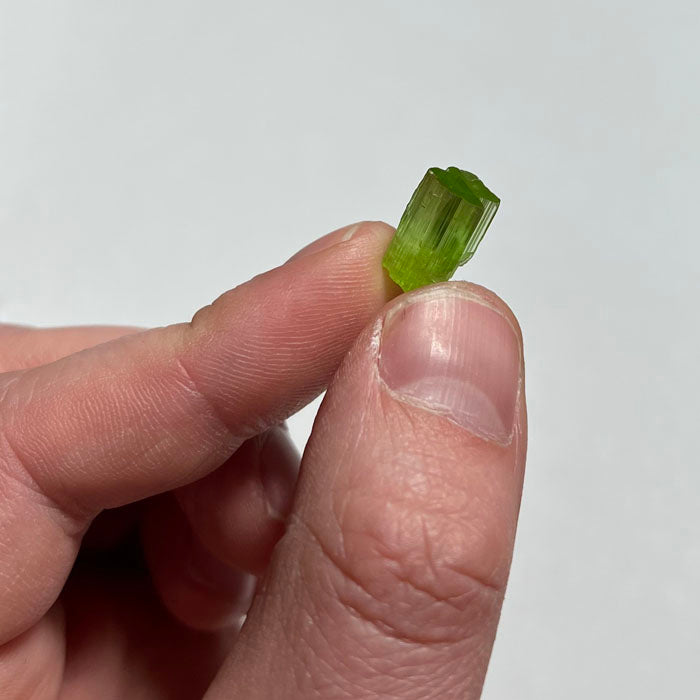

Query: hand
[[0, 221, 526, 699]]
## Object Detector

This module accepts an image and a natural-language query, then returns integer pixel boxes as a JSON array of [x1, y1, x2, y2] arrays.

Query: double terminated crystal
[[382, 166, 500, 292]]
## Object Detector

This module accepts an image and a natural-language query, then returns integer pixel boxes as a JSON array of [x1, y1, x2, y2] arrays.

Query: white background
[[1, 1, 699, 697]]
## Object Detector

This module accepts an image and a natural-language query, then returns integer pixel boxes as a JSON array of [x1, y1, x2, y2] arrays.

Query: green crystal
[[382, 166, 500, 292]]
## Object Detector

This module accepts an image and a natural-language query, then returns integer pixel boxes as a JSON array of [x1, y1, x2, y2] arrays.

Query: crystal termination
[[382, 166, 500, 292]]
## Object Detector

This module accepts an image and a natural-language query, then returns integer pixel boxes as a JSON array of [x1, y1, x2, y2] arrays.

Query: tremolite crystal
[[382, 166, 500, 292]]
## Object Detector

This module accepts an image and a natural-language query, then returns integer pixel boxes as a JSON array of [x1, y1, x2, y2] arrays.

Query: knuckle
[[299, 481, 506, 648], [0, 373, 92, 527]]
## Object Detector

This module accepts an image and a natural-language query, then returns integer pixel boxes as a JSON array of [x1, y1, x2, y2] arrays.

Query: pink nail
[[379, 289, 521, 445]]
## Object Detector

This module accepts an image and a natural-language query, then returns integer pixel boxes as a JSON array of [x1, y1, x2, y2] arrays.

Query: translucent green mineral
[[382, 166, 500, 292]]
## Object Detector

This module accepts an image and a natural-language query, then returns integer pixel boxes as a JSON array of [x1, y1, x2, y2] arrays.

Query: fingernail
[[286, 222, 363, 263], [185, 539, 257, 618], [259, 427, 299, 521], [378, 289, 521, 444]]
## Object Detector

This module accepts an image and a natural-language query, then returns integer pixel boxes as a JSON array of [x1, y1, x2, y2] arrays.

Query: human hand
[[0, 221, 526, 699]]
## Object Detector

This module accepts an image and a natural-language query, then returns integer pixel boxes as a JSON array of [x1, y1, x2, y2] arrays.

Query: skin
[[0, 221, 526, 699]]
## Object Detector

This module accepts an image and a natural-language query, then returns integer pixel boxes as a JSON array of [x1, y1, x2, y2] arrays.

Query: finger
[[285, 221, 364, 262], [82, 421, 299, 559], [176, 424, 300, 576], [141, 495, 256, 632], [143, 424, 299, 631], [208, 283, 527, 700], [144, 424, 299, 630], [60, 567, 234, 699], [0, 222, 397, 644], [1, 220, 397, 516], [0, 324, 141, 372]]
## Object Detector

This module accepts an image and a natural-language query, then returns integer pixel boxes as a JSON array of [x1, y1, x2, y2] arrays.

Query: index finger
[[0, 324, 141, 372], [0, 221, 398, 515]]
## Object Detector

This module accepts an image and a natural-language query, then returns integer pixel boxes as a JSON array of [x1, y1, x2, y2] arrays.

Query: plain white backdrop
[[2, 1, 699, 697]]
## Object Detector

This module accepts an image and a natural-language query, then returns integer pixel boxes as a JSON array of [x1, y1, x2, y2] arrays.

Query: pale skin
[[0, 221, 527, 699]]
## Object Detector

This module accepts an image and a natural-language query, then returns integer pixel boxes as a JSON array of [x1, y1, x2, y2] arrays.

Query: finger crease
[[0, 429, 88, 539], [172, 357, 234, 444]]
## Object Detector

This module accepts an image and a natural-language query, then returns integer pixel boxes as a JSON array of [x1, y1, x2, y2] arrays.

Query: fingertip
[[176, 426, 300, 576], [452, 281, 524, 349], [286, 220, 396, 264], [381, 281, 523, 350], [142, 496, 255, 633], [342, 220, 402, 304], [378, 282, 524, 446], [285, 222, 363, 262], [209, 276, 528, 698]]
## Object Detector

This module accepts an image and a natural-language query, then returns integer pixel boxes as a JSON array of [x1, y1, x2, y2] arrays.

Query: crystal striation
[[382, 166, 500, 292]]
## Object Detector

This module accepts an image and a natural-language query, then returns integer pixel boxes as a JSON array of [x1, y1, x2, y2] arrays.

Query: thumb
[[208, 283, 527, 700]]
